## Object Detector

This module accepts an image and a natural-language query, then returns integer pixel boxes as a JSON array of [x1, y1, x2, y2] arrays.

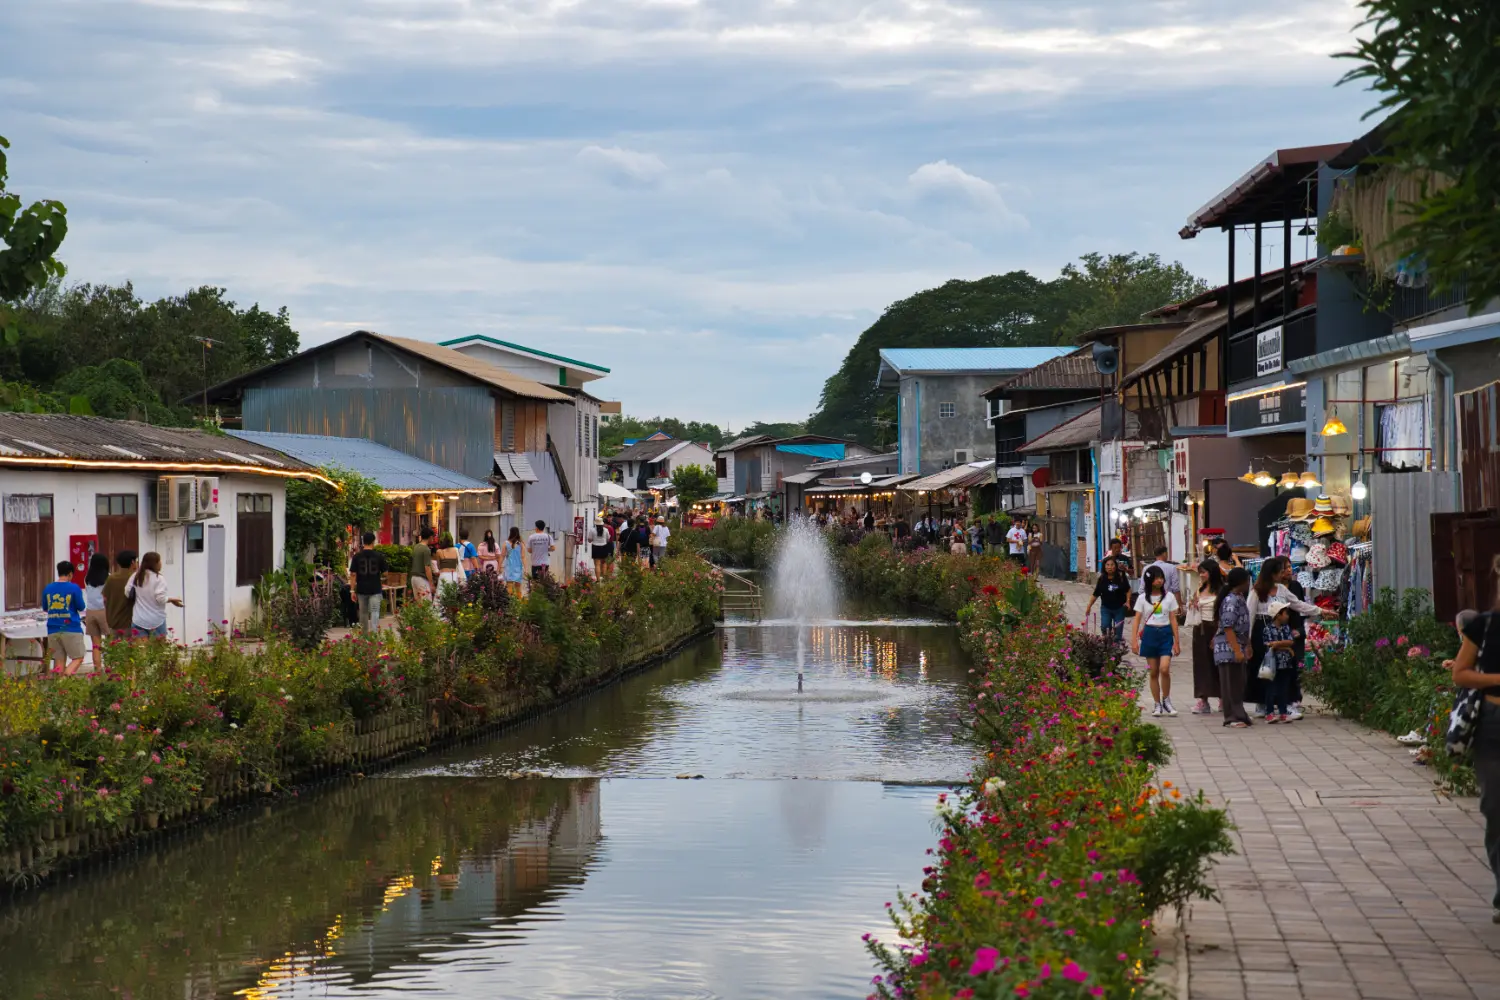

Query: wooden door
[[1431, 511, 1466, 623], [1455, 517, 1500, 617], [95, 493, 141, 564], [3, 496, 55, 611]]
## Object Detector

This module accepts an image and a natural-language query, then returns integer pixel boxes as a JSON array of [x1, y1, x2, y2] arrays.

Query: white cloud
[[577, 144, 668, 185], [906, 159, 1026, 227]]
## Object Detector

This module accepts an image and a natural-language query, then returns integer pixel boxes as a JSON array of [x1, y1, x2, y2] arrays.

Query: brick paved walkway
[[1044, 579, 1500, 1000]]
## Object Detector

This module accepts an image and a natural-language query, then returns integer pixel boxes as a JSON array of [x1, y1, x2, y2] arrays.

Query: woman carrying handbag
[[1447, 601, 1500, 922]]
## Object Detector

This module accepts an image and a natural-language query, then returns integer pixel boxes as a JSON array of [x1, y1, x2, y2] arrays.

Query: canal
[[0, 590, 973, 1000]]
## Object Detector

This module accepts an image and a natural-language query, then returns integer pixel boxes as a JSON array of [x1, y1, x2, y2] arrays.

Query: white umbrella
[[596, 481, 635, 500]]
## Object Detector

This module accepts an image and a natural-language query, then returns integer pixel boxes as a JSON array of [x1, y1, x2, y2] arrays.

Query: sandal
[[1227, 721, 1250, 728]]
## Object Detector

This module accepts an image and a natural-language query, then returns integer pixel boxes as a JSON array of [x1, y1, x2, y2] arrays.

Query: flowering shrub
[[0, 556, 721, 868], [864, 567, 1232, 999], [1304, 587, 1470, 791], [839, 534, 1022, 617]]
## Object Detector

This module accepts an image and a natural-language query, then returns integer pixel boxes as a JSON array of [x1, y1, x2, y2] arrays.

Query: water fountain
[[768, 516, 839, 693]]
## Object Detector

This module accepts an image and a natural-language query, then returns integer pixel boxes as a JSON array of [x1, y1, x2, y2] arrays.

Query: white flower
[[229, 723, 239, 730], [982, 777, 1007, 796]]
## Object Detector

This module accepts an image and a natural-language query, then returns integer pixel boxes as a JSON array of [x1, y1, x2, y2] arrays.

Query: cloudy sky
[[3, 0, 1375, 427]]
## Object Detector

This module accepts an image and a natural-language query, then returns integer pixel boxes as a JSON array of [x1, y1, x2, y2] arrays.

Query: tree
[[0, 135, 68, 345], [1339, 1, 1500, 308], [806, 254, 1206, 445], [600, 415, 726, 457], [737, 420, 806, 440], [670, 464, 719, 507], [284, 465, 386, 566], [53, 358, 179, 423]]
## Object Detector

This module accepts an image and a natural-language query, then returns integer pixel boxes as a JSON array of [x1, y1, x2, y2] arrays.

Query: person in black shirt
[[348, 532, 389, 632], [1450, 609, 1500, 920], [863, 509, 875, 532], [1102, 538, 1133, 575], [1084, 555, 1132, 642]]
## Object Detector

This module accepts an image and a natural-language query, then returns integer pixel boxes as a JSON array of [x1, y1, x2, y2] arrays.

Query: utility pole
[[199, 337, 221, 422]]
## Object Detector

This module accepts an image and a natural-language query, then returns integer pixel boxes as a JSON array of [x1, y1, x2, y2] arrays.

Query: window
[[236, 493, 274, 586], [715, 456, 728, 478], [577, 410, 583, 455], [3, 494, 54, 611], [186, 522, 205, 554], [500, 402, 516, 451], [938, 402, 957, 419], [95, 493, 140, 564]]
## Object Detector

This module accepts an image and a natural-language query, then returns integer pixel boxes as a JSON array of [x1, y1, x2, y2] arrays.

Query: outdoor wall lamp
[[1320, 410, 1348, 437]]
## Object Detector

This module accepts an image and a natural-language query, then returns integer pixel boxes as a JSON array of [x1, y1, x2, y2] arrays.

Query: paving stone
[[1045, 579, 1500, 1000]]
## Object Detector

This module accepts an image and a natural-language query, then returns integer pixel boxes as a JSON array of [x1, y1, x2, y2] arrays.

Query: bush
[[865, 561, 1231, 999], [1304, 587, 1470, 791], [375, 544, 411, 576], [672, 518, 778, 568]]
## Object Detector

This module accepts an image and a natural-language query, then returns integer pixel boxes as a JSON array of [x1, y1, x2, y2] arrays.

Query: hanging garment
[[1378, 400, 1426, 471]]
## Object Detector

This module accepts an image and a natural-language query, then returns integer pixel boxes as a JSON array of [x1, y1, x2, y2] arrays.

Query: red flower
[[1020, 567, 1030, 575], [982, 585, 999, 596]]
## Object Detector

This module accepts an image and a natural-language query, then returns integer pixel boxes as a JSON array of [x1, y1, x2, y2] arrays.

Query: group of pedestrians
[[587, 512, 670, 577], [40, 549, 182, 674], [1081, 538, 1323, 726]]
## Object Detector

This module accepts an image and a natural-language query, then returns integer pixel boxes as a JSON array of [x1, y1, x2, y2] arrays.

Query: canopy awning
[[596, 480, 635, 500], [492, 452, 539, 483], [1112, 494, 1170, 513], [781, 471, 821, 485], [902, 462, 991, 493]]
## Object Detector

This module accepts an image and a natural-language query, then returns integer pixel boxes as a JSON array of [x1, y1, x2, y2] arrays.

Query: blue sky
[[3, 0, 1375, 427]]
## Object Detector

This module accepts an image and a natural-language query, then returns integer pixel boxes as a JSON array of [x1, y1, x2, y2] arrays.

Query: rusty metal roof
[[0, 413, 325, 479], [1019, 406, 1105, 453], [1121, 283, 1298, 390], [985, 348, 1106, 396], [1181, 143, 1350, 237]]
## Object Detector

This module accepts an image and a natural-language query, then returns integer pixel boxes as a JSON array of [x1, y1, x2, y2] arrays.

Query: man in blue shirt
[[42, 560, 86, 675]]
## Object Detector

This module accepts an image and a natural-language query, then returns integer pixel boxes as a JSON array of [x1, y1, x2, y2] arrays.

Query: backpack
[[1447, 612, 1496, 757]]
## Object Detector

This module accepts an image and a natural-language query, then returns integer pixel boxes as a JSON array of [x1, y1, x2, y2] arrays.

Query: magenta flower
[[1062, 961, 1088, 983], [141, 776, 154, 786], [968, 947, 1000, 976]]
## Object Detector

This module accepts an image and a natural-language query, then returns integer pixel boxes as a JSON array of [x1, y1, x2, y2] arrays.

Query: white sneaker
[[1286, 707, 1304, 721], [1252, 704, 1267, 718], [1191, 699, 1211, 714], [1152, 703, 1164, 717], [1162, 698, 1178, 716]]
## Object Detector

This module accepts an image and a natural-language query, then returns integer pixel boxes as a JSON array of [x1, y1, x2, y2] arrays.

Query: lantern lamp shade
[[1320, 414, 1348, 437]]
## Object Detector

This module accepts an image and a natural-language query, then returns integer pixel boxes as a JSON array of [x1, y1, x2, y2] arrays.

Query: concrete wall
[[900, 373, 1003, 475], [1126, 447, 1170, 501], [0, 469, 286, 646]]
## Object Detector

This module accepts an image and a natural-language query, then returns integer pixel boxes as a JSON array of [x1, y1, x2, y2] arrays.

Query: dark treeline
[[0, 282, 299, 425]]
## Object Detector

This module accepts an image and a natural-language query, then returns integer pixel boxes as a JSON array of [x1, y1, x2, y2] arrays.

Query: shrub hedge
[[0, 557, 722, 871]]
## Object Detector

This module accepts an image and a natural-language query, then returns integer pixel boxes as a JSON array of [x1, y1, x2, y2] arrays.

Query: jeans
[[132, 624, 167, 638], [357, 592, 382, 631], [1100, 605, 1127, 642], [1266, 666, 1296, 716], [1474, 701, 1500, 908]]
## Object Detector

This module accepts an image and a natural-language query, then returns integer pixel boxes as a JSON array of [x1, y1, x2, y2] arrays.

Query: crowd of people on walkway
[[1081, 537, 1324, 727], [40, 549, 184, 674]]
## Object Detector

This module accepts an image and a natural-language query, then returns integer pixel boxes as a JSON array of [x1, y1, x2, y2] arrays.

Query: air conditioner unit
[[194, 477, 220, 519], [155, 476, 195, 522], [953, 449, 971, 464]]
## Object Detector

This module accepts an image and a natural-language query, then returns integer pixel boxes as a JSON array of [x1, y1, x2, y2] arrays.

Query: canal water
[[0, 586, 973, 1000]]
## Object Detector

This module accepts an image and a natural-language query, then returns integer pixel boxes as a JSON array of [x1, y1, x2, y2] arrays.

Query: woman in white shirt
[[1245, 557, 1323, 715], [125, 552, 182, 638], [1132, 565, 1181, 717]]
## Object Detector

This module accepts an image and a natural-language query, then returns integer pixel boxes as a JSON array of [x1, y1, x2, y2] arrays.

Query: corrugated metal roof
[[987, 348, 1104, 395], [609, 438, 683, 462], [0, 413, 318, 476], [717, 434, 770, 453], [1286, 332, 1410, 376], [228, 430, 492, 492], [492, 453, 538, 483], [878, 347, 1074, 375], [781, 471, 821, 485], [901, 461, 994, 492], [1019, 406, 1102, 453], [371, 335, 570, 402]]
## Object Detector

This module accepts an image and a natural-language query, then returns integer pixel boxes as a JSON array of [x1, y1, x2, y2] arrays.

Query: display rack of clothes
[[1343, 541, 1374, 618]]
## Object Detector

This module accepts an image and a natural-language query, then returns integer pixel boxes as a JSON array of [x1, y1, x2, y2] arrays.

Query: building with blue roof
[[875, 346, 1073, 476]]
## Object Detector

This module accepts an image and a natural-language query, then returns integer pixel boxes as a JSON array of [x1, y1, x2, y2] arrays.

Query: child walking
[[1261, 599, 1300, 724]]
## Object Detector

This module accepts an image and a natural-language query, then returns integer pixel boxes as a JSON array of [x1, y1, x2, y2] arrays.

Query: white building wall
[[663, 443, 714, 476], [447, 342, 604, 388], [0, 469, 286, 646], [716, 450, 735, 494]]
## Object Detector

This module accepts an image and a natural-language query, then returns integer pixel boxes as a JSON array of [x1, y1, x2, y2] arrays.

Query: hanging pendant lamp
[[1320, 409, 1348, 437]]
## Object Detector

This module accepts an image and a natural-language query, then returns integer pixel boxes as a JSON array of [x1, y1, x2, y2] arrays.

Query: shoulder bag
[[1447, 613, 1493, 756]]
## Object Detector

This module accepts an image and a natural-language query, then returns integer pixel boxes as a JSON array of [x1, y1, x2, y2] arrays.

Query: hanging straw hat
[[1351, 516, 1372, 541], [1285, 497, 1317, 521]]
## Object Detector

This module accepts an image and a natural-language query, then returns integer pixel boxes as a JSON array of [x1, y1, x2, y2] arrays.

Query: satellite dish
[[1092, 341, 1119, 376], [860, 471, 873, 485]]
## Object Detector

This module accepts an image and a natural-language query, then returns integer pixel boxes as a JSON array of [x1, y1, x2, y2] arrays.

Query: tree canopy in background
[[670, 464, 719, 506], [1339, 0, 1500, 308], [806, 252, 1206, 446], [285, 465, 386, 565], [0, 281, 300, 424], [600, 414, 728, 456]]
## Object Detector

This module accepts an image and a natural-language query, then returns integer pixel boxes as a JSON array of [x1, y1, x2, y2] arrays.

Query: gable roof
[[985, 348, 1105, 397], [876, 347, 1074, 387], [0, 413, 329, 483], [1019, 405, 1103, 454], [608, 437, 683, 463], [438, 334, 610, 374], [198, 331, 569, 404], [227, 430, 493, 493]]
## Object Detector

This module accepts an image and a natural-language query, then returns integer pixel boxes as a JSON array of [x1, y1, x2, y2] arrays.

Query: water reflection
[[0, 778, 941, 1000]]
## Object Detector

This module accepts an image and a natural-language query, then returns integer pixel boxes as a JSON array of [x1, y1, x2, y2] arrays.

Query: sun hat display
[[1307, 542, 1331, 569], [1327, 541, 1349, 566], [1352, 516, 1372, 541], [1313, 494, 1336, 515], [1313, 568, 1345, 591], [1285, 497, 1317, 521], [1296, 570, 1316, 590], [1290, 543, 1310, 564], [1310, 516, 1336, 536]]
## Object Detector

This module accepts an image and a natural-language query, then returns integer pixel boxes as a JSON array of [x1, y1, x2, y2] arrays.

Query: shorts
[[132, 624, 167, 638], [1139, 624, 1175, 659], [47, 632, 86, 662], [84, 608, 110, 640], [409, 576, 433, 602], [592, 545, 611, 561]]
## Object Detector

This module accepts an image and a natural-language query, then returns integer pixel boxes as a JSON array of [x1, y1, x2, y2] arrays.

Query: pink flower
[[1062, 961, 1088, 983], [114, 734, 125, 743], [141, 776, 154, 786], [1396, 635, 1409, 647], [1038, 963, 1052, 980], [968, 947, 1000, 976], [974, 871, 991, 889]]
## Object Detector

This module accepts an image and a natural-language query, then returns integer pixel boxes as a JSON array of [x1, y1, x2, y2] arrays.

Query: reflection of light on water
[[919, 650, 928, 681], [234, 914, 344, 999], [381, 874, 416, 911], [430, 854, 444, 876]]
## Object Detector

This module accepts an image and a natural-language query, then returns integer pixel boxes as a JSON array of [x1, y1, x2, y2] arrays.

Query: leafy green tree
[[670, 464, 719, 506], [806, 255, 1205, 445], [737, 420, 806, 440], [284, 465, 386, 566], [1339, 0, 1500, 307], [0, 135, 67, 344], [600, 415, 726, 457], [53, 358, 183, 423]]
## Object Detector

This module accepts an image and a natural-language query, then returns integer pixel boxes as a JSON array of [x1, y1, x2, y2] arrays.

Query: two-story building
[[202, 331, 582, 575], [713, 434, 872, 516], [606, 436, 715, 493], [876, 347, 1074, 477]]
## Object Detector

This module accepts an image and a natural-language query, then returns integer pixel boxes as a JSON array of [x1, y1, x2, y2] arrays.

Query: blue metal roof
[[228, 431, 493, 492], [876, 347, 1074, 386]]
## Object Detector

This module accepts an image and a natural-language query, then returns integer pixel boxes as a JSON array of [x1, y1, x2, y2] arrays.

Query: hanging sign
[[1256, 326, 1284, 377], [69, 535, 98, 586]]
